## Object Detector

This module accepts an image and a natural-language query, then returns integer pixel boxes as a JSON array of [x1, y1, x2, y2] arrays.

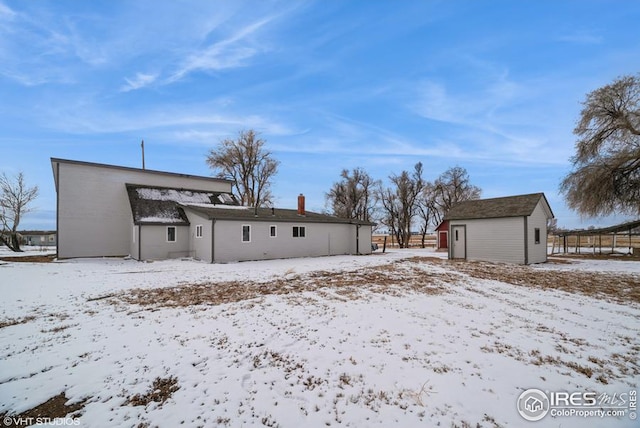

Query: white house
[[444, 193, 554, 264], [18, 230, 57, 247], [52, 158, 373, 262]]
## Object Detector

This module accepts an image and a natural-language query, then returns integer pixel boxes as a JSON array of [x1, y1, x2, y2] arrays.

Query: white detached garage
[[445, 193, 554, 265]]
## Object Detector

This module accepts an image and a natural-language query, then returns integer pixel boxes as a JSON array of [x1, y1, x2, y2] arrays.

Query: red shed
[[435, 220, 449, 250]]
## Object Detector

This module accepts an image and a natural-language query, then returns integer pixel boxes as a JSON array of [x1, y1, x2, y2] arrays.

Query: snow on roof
[[182, 203, 250, 210], [136, 216, 188, 224], [136, 188, 215, 204], [127, 184, 240, 225]]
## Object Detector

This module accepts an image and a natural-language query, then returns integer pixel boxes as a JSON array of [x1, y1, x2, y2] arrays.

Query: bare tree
[[416, 182, 435, 248], [0, 172, 39, 252], [377, 162, 425, 248], [430, 166, 481, 225], [326, 167, 379, 222], [377, 185, 401, 245], [560, 74, 640, 217], [206, 129, 279, 207]]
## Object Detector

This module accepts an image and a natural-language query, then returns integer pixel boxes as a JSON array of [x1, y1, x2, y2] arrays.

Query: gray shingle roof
[[444, 193, 552, 220], [126, 184, 375, 226], [182, 204, 375, 226]]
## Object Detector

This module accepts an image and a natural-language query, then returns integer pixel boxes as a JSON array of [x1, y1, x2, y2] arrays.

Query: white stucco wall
[[53, 160, 231, 259]]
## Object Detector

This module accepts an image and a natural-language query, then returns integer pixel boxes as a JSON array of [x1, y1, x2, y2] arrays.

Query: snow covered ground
[[0, 248, 638, 427]]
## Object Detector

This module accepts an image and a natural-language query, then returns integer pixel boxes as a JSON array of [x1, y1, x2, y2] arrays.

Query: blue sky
[[1, 0, 639, 231]]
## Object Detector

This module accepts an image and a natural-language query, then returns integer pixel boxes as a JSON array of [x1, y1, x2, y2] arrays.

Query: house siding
[[527, 201, 549, 264], [53, 160, 231, 259], [212, 220, 371, 263], [449, 217, 525, 264], [184, 210, 212, 262], [130, 225, 140, 260], [21, 233, 57, 247], [139, 225, 190, 260]]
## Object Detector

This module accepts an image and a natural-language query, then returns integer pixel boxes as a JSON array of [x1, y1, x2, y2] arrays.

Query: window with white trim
[[242, 225, 251, 242], [196, 225, 203, 238], [270, 225, 277, 237], [167, 226, 176, 242], [534, 228, 541, 244]]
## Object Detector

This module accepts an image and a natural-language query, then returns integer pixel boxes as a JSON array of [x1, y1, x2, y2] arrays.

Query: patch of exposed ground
[[0, 254, 56, 263], [405, 257, 640, 305], [0, 315, 36, 329], [103, 262, 452, 309], [0, 393, 87, 427], [126, 376, 180, 407], [550, 252, 640, 261], [478, 340, 640, 385], [103, 256, 640, 309]]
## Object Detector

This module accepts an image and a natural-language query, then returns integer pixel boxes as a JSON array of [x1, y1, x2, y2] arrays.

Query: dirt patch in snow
[[551, 252, 640, 261], [104, 257, 640, 309], [405, 257, 640, 305], [0, 254, 56, 263], [126, 376, 180, 407], [0, 393, 87, 426], [105, 262, 451, 309], [0, 315, 36, 329]]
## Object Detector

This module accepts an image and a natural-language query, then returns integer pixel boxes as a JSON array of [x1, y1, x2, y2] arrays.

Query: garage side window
[[196, 225, 203, 238], [167, 226, 176, 242], [242, 225, 251, 242], [293, 226, 306, 238], [534, 228, 540, 244]]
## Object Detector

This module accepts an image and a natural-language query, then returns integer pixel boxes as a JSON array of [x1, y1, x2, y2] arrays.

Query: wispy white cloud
[[0, 4, 107, 85], [405, 55, 580, 167], [557, 30, 603, 45], [166, 16, 275, 84], [0, 1, 16, 19], [120, 72, 158, 92], [37, 96, 298, 143]]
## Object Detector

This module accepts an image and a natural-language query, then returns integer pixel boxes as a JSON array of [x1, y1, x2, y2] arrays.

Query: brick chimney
[[297, 193, 305, 216]]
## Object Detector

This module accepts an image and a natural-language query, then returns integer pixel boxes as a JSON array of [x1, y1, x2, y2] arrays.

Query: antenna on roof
[[141, 139, 146, 170]]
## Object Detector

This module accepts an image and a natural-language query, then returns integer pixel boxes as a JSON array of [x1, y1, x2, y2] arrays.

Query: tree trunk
[[0, 233, 22, 252]]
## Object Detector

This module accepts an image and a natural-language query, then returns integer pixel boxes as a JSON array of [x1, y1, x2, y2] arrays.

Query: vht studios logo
[[517, 388, 637, 422]]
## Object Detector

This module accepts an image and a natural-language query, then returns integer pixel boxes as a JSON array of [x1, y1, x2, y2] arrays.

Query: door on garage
[[451, 225, 466, 259]]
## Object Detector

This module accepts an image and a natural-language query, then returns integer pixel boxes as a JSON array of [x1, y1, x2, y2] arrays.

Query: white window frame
[[534, 227, 541, 245], [242, 224, 251, 243], [167, 226, 177, 243], [293, 226, 306, 238], [196, 224, 203, 238], [269, 225, 277, 238]]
